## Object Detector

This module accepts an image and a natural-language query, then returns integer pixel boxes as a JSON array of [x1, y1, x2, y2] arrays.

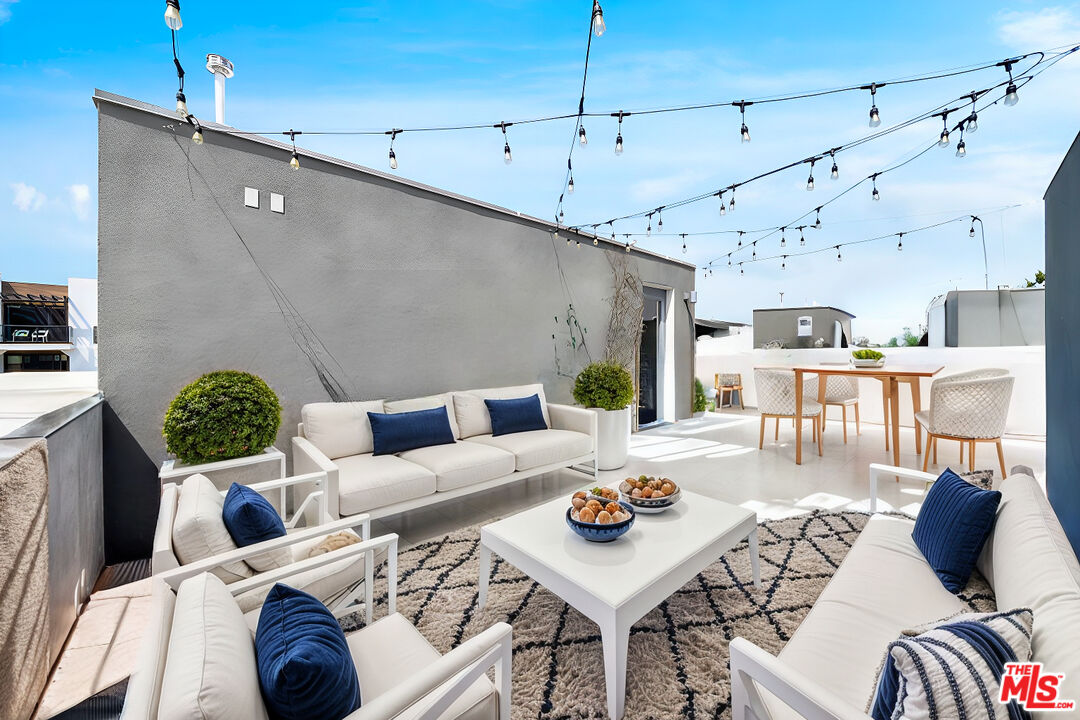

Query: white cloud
[[11, 182, 45, 212], [997, 6, 1080, 49], [0, 0, 16, 25], [68, 184, 91, 220]]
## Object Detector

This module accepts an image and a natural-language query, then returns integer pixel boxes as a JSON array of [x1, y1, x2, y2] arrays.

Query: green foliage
[[886, 327, 921, 347], [573, 361, 634, 411], [693, 378, 708, 413], [1023, 270, 1045, 288], [163, 370, 282, 465]]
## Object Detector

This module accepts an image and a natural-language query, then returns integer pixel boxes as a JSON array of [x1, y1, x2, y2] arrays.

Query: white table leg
[[478, 542, 491, 608], [600, 614, 630, 720], [748, 527, 762, 589]]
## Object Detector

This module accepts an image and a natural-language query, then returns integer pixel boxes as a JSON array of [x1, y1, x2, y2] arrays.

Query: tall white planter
[[595, 406, 631, 470]]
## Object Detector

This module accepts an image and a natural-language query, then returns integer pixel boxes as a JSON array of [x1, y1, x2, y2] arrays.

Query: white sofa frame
[[152, 533, 513, 720], [293, 402, 599, 520], [154, 471, 377, 622]]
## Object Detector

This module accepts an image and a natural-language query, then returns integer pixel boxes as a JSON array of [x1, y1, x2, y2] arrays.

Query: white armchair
[[122, 534, 512, 720], [153, 471, 376, 621], [914, 369, 1014, 478]]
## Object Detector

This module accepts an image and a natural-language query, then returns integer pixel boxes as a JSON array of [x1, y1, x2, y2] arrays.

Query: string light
[[780, 227, 787, 248], [830, 150, 839, 180], [871, 173, 880, 201], [740, 263, 744, 275], [1002, 59, 1020, 106], [496, 121, 512, 165], [286, 129, 301, 170], [387, 129, 401, 170], [568, 174, 575, 194], [737, 101, 752, 142], [727, 254, 732, 267], [897, 232, 903, 251], [191, 119, 204, 145], [964, 92, 979, 132], [969, 221, 977, 237], [646, 213, 652, 236], [955, 135, 966, 157], [657, 208, 664, 231], [164, 0, 182, 30], [806, 159, 816, 191], [799, 226, 806, 246], [681, 233, 688, 254], [937, 111, 951, 147], [867, 83, 882, 127], [591, 0, 606, 37], [613, 111, 625, 155], [579, 125, 588, 145], [751, 241, 757, 259], [175, 91, 189, 118], [729, 189, 737, 212], [737, 230, 745, 248], [718, 191, 727, 215], [781, 255, 787, 269], [836, 246, 842, 262], [814, 207, 822, 229]]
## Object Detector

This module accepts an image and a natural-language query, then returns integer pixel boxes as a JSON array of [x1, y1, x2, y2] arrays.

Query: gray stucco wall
[[752, 308, 853, 348], [944, 289, 1045, 346], [1044, 131, 1080, 557], [95, 92, 696, 557]]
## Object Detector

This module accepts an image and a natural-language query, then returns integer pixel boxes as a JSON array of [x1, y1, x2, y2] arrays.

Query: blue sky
[[2, 1, 1078, 342]]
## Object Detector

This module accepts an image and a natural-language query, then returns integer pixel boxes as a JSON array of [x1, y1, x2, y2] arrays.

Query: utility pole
[[779, 291, 784, 306]]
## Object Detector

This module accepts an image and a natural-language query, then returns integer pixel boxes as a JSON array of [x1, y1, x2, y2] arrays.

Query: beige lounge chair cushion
[[171, 474, 253, 583]]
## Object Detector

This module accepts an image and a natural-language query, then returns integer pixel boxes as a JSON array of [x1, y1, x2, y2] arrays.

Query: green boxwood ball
[[573, 361, 634, 411], [163, 370, 282, 465]]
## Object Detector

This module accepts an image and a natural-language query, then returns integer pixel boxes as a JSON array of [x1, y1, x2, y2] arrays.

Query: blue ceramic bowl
[[566, 501, 636, 542]]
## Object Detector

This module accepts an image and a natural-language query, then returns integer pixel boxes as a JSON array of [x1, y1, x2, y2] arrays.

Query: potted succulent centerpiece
[[160, 370, 284, 487], [573, 361, 635, 470]]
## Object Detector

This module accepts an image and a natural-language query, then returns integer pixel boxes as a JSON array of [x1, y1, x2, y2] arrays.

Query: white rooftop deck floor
[[369, 409, 1047, 547]]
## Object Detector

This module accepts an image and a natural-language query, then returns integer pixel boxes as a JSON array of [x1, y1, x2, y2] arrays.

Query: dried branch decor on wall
[[604, 250, 644, 383]]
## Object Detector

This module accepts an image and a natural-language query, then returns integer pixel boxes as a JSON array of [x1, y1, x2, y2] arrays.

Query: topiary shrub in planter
[[694, 378, 708, 413], [573, 361, 634, 411], [163, 370, 282, 465]]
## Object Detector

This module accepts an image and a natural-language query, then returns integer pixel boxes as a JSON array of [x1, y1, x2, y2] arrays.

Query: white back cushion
[[157, 574, 267, 720], [301, 400, 385, 459], [171, 474, 252, 583], [452, 384, 550, 439], [385, 393, 461, 439], [978, 473, 1080, 710], [119, 579, 175, 720]]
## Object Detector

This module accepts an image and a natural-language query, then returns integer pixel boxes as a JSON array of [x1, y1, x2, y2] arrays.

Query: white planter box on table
[[160, 446, 286, 510]]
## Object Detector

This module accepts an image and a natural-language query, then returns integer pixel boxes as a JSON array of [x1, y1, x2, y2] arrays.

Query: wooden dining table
[[757, 363, 945, 465]]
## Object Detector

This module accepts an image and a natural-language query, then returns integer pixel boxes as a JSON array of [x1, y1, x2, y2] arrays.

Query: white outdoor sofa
[[730, 464, 1080, 720], [292, 383, 598, 519], [122, 532, 512, 720], [153, 470, 377, 620]]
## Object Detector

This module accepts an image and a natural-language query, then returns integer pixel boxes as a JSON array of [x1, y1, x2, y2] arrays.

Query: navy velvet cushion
[[912, 468, 1002, 593], [255, 584, 361, 720], [485, 394, 548, 436], [222, 482, 286, 547], [367, 406, 455, 455]]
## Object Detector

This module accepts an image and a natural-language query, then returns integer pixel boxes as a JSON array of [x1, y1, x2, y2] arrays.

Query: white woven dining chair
[[819, 375, 860, 443], [915, 368, 1014, 479], [754, 369, 823, 456]]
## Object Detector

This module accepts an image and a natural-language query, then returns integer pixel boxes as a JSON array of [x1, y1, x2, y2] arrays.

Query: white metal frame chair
[[754, 369, 823, 456], [153, 471, 376, 621], [819, 375, 860, 443], [129, 534, 513, 720], [914, 369, 1014, 479]]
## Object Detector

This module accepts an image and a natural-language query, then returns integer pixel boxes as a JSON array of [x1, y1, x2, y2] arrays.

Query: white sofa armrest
[[293, 435, 341, 519], [868, 463, 938, 513], [729, 638, 871, 720], [152, 484, 181, 575], [242, 471, 329, 527], [156, 512, 372, 590], [548, 403, 597, 450], [345, 621, 513, 720]]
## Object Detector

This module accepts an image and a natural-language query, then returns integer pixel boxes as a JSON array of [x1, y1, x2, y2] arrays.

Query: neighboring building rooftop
[[753, 305, 856, 318]]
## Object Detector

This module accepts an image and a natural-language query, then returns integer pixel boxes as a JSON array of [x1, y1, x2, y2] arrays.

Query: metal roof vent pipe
[[205, 54, 234, 125]]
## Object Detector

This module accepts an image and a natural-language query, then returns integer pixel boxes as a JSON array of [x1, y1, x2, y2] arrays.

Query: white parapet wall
[[696, 333, 1045, 437]]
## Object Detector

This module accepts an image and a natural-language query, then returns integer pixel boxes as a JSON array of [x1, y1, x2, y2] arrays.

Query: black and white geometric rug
[[344, 510, 995, 720]]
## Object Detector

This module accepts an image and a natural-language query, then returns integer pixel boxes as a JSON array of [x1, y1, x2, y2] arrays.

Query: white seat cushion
[[452, 384, 550, 439], [914, 409, 930, 428], [301, 400, 385, 460], [399, 442, 516, 492], [157, 574, 267, 720], [465, 429, 592, 471], [348, 613, 497, 720], [120, 580, 175, 720], [766, 515, 969, 718], [335, 454, 436, 515], [235, 529, 368, 616], [171, 474, 253, 583], [386, 393, 461, 439], [978, 474, 1080, 710]]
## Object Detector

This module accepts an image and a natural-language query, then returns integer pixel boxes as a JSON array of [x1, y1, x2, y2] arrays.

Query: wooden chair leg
[[933, 436, 937, 465], [996, 439, 1007, 481], [841, 404, 848, 444], [882, 383, 890, 451], [968, 440, 976, 472], [775, 418, 780, 441], [822, 405, 827, 433], [738, 388, 745, 410], [817, 416, 823, 456], [759, 415, 766, 449], [923, 434, 932, 472], [960, 442, 964, 464], [854, 402, 861, 435]]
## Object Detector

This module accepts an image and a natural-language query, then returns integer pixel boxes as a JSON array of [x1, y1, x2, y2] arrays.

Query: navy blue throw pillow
[[222, 483, 286, 547], [255, 584, 361, 720], [485, 394, 548, 436], [912, 467, 1001, 593], [367, 406, 455, 455]]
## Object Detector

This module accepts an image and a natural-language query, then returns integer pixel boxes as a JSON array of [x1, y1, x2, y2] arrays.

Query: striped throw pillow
[[870, 608, 1034, 720]]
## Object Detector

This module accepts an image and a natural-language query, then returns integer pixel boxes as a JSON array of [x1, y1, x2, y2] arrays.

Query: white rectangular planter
[[160, 447, 286, 510]]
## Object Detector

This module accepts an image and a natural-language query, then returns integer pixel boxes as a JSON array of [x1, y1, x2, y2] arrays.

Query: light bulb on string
[[736, 101, 751, 143], [495, 122, 512, 165], [806, 159, 816, 191], [164, 0, 182, 30], [625, 242, 632, 253], [656, 208, 663, 231], [681, 234, 687, 254], [388, 149, 398, 169], [780, 227, 787, 248], [799, 226, 806, 246], [578, 125, 588, 145], [613, 111, 625, 155], [718, 191, 726, 215], [967, 113, 978, 133], [191, 122, 203, 145], [729, 188, 736, 212], [560, 209, 565, 222], [1002, 59, 1020, 105], [568, 175, 575, 194], [781, 255, 787, 269], [897, 233, 903, 251], [830, 150, 839, 180], [175, 91, 189, 118], [955, 138, 966, 158], [751, 241, 757, 260], [867, 83, 881, 127], [286, 129, 301, 170], [969, 222, 976, 237], [646, 214, 652, 237], [386, 129, 401, 170], [737, 230, 744, 248], [290, 151, 300, 170], [591, 0, 606, 37], [727, 254, 732, 267], [814, 208, 822, 229], [871, 174, 880, 201], [938, 125, 950, 147], [836, 246, 842, 262], [740, 264, 744, 276]]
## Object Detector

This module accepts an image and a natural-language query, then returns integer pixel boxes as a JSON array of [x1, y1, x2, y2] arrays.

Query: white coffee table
[[478, 489, 760, 720]]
